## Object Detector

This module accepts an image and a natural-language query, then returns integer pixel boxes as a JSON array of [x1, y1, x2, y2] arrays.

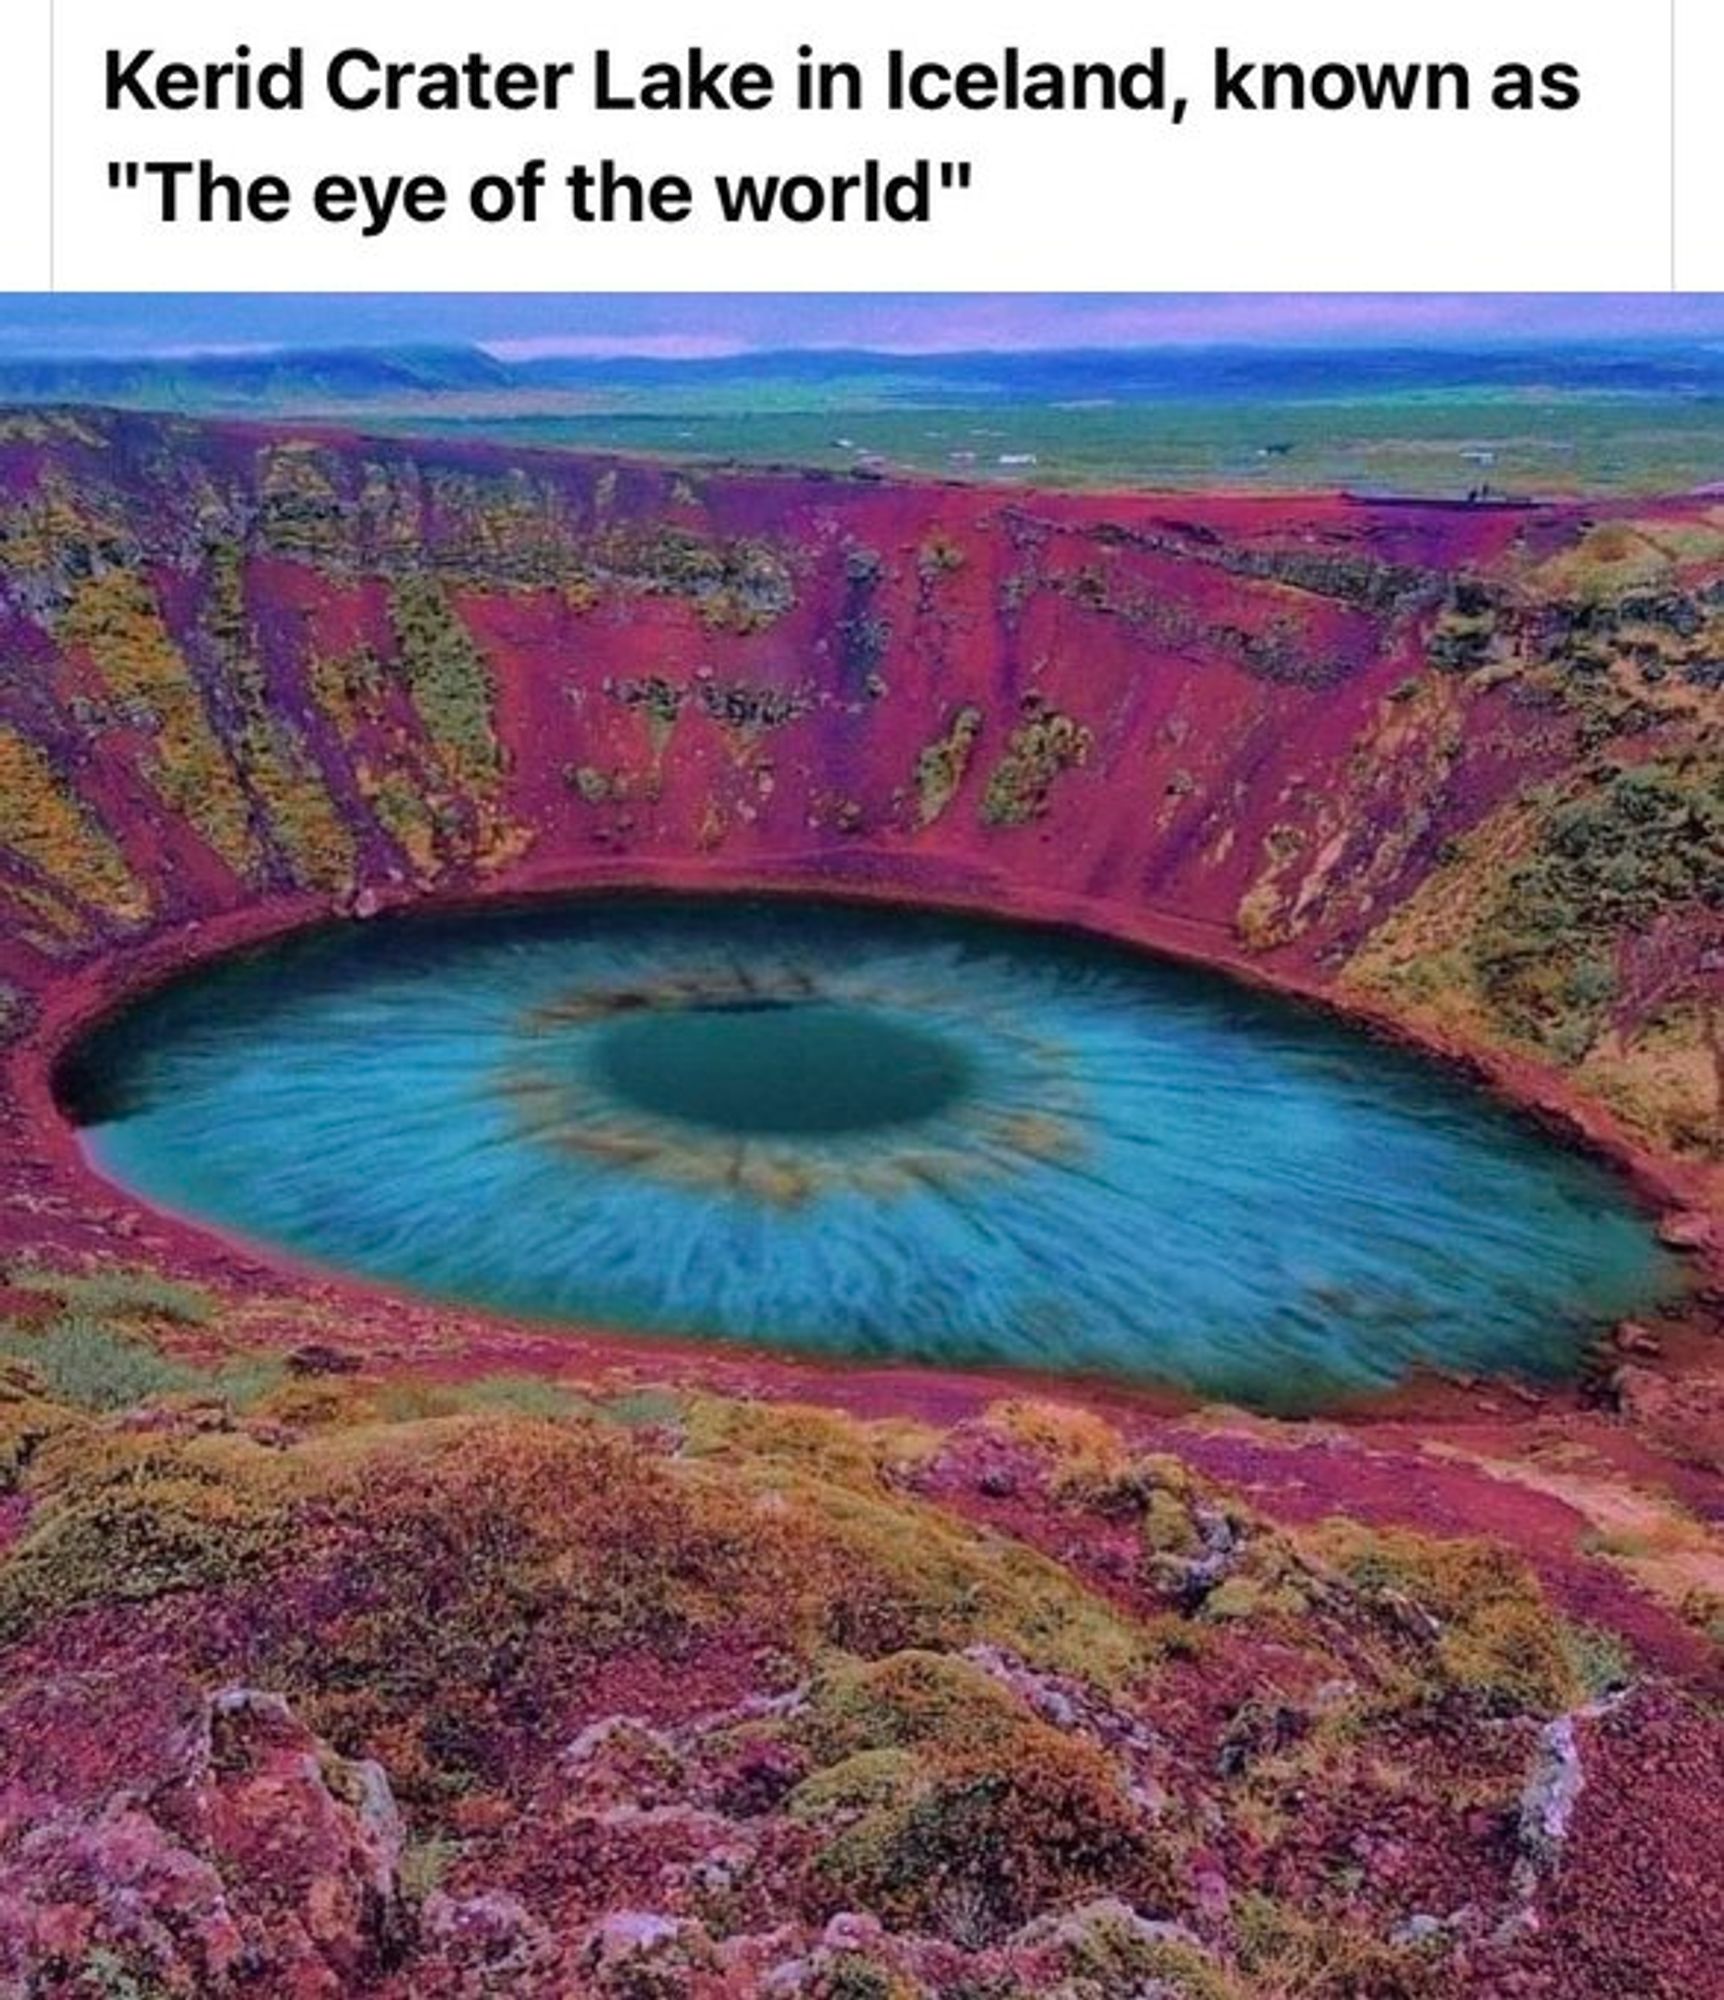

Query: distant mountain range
[[0, 345, 515, 408], [4, 340, 1724, 414]]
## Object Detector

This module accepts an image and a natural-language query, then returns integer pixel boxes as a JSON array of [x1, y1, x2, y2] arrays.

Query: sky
[[2, 294, 1724, 359]]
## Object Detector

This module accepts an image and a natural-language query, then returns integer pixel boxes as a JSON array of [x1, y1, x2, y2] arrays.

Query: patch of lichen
[[609, 672, 687, 761], [59, 569, 259, 876], [412, 468, 590, 589], [362, 766, 445, 878], [916, 534, 966, 579], [911, 705, 984, 828], [1344, 716, 1721, 1154], [310, 656, 460, 876], [0, 727, 149, 924], [788, 1746, 921, 1825], [1424, 544, 1724, 779], [234, 714, 355, 888], [1426, 576, 1511, 674], [1533, 594, 1724, 733], [0, 413, 106, 450], [306, 646, 463, 878], [254, 1416, 816, 1798], [386, 575, 504, 794], [0, 469, 137, 597], [696, 677, 814, 733], [983, 1404, 1215, 1551], [985, 1399, 1145, 1513], [980, 698, 1094, 827], [255, 1413, 1123, 1801], [806, 1954, 929, 2000], [1525, 512, 1724, 602], [782, 1654, 1179, 1948], [307, 648, 387, 743], [6, 1263, 215, 1327], [0, 1316, 212, 1420], [1233, 825, 1311, 951], [983, 1406, 1585, 1714], [0, 878, 87, 952], [1045, 1910, 1250, 2000], [0, 1322, 313, 1632], [589, 525, 796, 632]]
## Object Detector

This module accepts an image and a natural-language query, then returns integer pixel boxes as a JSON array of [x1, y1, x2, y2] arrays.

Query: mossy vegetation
[[0, 1255, 1693, 1995], [810, 1720, 1162, 1937], [1298, 1519, 1584, 1715], [256, 442, 351, 562], [1045, 1911, 1250, 2000], [199, 545, 356, 891], [1474, 757, 1722, 1063], [681, 1394, 940, 1489], [916, 535, 967, 591], [590, 524, 796, 632], [1233, 1895, 1446, 2000], [386, 575, 504, 793], [790, 1655, 1170, 1940], [980, 700, 1093, 827], [0, 1316, 205, 1415], [0, 1268, 276, 1426], [0, 727, 149, 927], [59, 570, 260, 876], [0, 1322, 1142, 1808], [7, 1263, 216, 1325], [912, 705, 984, 828], [0, 1425, 299, 1640], [1427, 576, 1507, 673], [1346, 540, 1723, 1154]]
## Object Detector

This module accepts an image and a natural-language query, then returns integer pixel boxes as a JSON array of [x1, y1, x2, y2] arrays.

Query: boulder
[[0, 1673, 409, 1996], [1611, 1320, 1663, 1358], [1515, 1714, 1585, 1887], [1657, 1211, 1718, 1254]]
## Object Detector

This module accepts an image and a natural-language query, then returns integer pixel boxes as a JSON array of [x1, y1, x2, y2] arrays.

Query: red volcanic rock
[[415, 1888, 557, 1987], [1603, 1362, 1724, 1469], [200, 1688, 408, 1990], [1658, 1211, 1719, 1254], [0, 1673, 408, 1997], [1609, 1364, 1678, 1423], [1514, 1712, 1588, 1884]]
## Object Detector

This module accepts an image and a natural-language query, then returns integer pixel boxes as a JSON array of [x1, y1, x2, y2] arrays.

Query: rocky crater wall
[[0, 409, 1718, 1261]]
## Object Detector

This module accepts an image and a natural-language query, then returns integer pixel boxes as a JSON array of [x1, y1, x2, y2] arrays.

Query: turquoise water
[[62, 896, 1682, 1410]]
